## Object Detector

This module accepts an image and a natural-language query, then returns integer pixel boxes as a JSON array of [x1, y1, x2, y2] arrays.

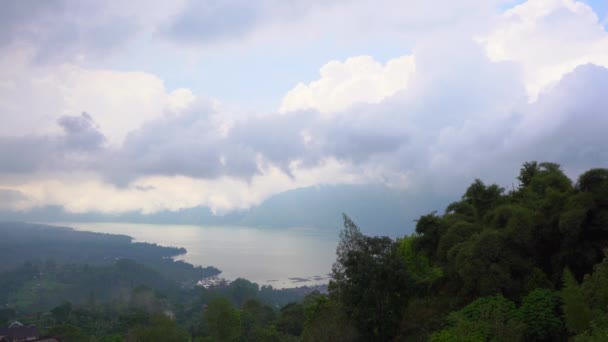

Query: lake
[[55, 222, 340, 288]]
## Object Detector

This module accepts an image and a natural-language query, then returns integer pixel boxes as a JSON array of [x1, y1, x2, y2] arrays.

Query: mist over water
[[54, 222, 339, 288]]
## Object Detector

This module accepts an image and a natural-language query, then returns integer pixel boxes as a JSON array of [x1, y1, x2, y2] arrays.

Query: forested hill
[[0, 222, 219, 280]]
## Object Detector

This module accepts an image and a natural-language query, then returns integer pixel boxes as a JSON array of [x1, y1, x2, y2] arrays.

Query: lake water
[[55, 222, 339, 288]]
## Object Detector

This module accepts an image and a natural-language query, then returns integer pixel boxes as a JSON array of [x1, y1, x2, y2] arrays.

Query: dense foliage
[[0, 222, 220, 284], [1, 162, 607, 341], [322, 162, 608, 341], [0, 224, 324, 341]]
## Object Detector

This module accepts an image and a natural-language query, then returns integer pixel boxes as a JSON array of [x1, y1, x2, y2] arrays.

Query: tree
[[302, 298, 357, 342], [576, 168, 608, 194], [51, 301, 73, 324], [240, 299, 276, 340], [580, 253, 608, 314], [430, 295, 524, 342], [519, 288, 562, 340], [461, 179, 504, 220], [330, 216, 415, 341], [413, 212, 445, 262], [564, 254, 608, 341], [528, 162, 572, 196], [561, 269, 594, 334], [228, 278, 259, 307], [275, 302, 305, 336], [518, 161, 539, 188], [448, 230, 531, 299], [399, 297, 453, 341], [398, 235, 442, 285], [333, 214, 364, 277], [203, 297, 241, 342], [47, 324, 90, 342], [127, 314, 189, 342]]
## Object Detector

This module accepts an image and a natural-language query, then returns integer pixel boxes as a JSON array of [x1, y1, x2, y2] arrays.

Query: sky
[[1, 0, 607, 215]]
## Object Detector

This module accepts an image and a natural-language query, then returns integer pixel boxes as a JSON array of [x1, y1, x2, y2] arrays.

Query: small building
[[0, 321, 40, 342]]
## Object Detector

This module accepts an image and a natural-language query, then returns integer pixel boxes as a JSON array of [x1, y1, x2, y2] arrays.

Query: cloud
[[0, 49, 195, 144], [161, 0, 509, 49], [279, 55, 416, 114], [163, 0, 264, 44], [508, 64, 608, 173], [161, 0, 348, 46], [102, 101, 259, 184], [8, 159, 361, 214], [480, 0, 608, 98], [0, 113, 106, 174], [3, 31, 608, 214], [58, 112, 106, 150], [0, 0, 141, 63], [0, 188, 29, 210], [1, 0, 607, 215], [420, 63, 608, 193]]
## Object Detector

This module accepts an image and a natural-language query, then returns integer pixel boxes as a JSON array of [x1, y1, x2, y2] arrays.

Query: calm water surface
[[55, 222, 339, 288]]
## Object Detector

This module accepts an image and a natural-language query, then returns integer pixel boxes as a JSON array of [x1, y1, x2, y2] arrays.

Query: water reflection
[[56, 222, 339, 288]]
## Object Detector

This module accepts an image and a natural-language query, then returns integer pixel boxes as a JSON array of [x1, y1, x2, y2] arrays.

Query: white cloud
[[167, 88, 196, 113], [5, 28, 607, 215], [1, 0, 608, 216], [279, 55, 415, 114], [0, 48, 195, 145], [480, 0, 608, 99], [6, 158, 364, 214]]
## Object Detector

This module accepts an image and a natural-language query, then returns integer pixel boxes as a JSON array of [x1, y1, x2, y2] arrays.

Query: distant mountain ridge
[[240, 184, 434, 236], [0, 184, 448, 236]]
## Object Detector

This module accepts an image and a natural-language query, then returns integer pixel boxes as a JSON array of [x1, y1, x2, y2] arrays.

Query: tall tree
[[330, 215, 415, 341], [561, 269, 594, 334]]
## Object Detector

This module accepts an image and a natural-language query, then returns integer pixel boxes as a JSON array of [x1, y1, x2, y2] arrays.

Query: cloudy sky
[[1, 0, 607, 215]]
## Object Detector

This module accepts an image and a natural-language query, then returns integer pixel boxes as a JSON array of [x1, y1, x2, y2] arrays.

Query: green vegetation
[[0, 224, 324, 341], [1, 161, 607, 341], [320, 162, 608, 341], [0, 222, 220, 284]]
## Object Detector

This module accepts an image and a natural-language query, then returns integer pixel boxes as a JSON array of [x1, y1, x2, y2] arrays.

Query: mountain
[[241, 184, 446, 236], [0, 184, 448, 236], [0, 204, 244, 225]]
